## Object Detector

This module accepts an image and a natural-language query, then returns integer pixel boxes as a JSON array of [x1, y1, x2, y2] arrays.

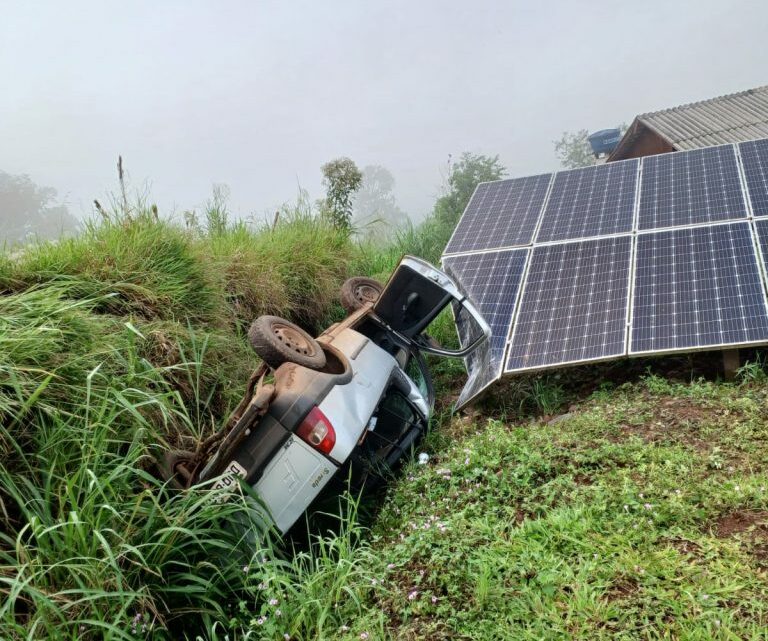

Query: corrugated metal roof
[[638, 86, 768, 150]]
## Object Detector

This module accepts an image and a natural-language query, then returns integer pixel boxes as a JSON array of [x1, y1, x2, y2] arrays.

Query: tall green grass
[[0, 282, 262, 637], [5, 213, 219, 322], [206, 214, 352, 332], [1, 412, 286, 639], [0, 185, 460, 639], [1, 202, 353, 328], [0, 194, 383, 639]]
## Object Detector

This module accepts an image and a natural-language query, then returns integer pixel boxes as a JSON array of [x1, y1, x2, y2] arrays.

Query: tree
[[352, 165, 408, 235], [320, 157, 363, 230], [433, 152, 506, 227], [553, 129, 593, 169], [0, 171, 78, 245]]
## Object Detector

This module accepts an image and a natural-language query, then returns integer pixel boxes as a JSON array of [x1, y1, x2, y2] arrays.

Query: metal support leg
[[722, 349, 740, 381]]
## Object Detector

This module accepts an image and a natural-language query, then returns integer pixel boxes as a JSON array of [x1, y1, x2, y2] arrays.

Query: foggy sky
[[2, 1, 767, 222]]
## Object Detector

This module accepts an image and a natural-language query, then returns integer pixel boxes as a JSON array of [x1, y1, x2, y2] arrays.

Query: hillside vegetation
[[351, 374, 768, 639], [1, 192, 768, 640]]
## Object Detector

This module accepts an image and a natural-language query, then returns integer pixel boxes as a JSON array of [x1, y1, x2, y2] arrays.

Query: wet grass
[[337, 373, 768, 640]]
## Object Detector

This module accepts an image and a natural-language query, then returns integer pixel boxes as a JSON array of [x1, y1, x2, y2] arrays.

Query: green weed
[[529, 377, 565, 415], [738, 354, 768, 383]]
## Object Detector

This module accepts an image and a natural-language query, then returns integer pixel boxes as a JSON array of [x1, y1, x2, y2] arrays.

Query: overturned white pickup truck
[[158, 256, 490, 533]]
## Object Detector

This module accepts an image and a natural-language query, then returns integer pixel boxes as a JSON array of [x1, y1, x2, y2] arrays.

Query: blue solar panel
[[630, 222, 768, 353], [506, 236, 632, 372], [535, 159, 638, 242], [638, 145, 747, 230], [739, 139, 768, 217], [444, 174, 551, 254], [443, 249, 528, 402]]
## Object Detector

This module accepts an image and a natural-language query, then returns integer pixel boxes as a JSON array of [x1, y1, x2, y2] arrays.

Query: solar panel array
[[443, 140, 768, 407]]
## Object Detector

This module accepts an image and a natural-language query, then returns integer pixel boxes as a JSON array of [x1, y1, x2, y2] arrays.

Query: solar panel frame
[[739, 139, 768, 217], [629, 220, 768, 356], [736, 144, 768, 307], [504, 235, 634, 373], [637, 144, 748, 231], [535, 158, 640, 243], [623, 154, 645, 353], [443, 173, 553, 255]]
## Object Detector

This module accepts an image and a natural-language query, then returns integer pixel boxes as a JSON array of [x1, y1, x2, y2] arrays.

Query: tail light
[[296, 406, 336, 455]]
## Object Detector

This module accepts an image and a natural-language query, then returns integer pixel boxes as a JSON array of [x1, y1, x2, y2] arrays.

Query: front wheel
[[248, 315, 327, 370], [340, 277, 383, 313]]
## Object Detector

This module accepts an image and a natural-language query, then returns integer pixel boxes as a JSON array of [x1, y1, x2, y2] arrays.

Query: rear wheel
[[157, 449, 197, 490], [248, 315, 326, 370], [340, 277, 383, 313]]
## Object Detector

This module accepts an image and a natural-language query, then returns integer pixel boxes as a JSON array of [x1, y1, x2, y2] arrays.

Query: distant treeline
[[0, 170, 79, 245]]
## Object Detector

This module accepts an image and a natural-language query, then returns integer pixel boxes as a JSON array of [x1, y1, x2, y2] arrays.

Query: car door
[[372, 256, 490, 358]]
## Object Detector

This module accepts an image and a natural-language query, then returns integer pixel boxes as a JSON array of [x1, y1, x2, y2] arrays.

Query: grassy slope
[[326, 374, 768, 640], [0, 208, 358, 639]]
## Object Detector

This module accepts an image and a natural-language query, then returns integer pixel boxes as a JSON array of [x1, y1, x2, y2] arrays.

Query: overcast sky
[[2, 0, 767, 222]]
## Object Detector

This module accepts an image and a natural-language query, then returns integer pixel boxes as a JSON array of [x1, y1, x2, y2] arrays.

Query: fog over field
[[2, 0, 767, 229]]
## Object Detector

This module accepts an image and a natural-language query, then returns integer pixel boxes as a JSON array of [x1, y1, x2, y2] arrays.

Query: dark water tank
[[588, 128, 622, 156]]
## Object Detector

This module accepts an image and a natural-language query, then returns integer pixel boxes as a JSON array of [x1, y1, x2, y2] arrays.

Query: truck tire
[[248, 315, 327, 370], [157, 449, 197, 490], [340, 277, 384, 313]]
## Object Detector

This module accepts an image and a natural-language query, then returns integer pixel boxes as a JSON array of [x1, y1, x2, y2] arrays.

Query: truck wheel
[[157, 449, 197, 490], [248, 315, 327, 370], [340, 277, 383, 313]]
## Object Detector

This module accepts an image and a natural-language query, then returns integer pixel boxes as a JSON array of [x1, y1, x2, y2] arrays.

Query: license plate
[[211, 460, 248, 494]]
